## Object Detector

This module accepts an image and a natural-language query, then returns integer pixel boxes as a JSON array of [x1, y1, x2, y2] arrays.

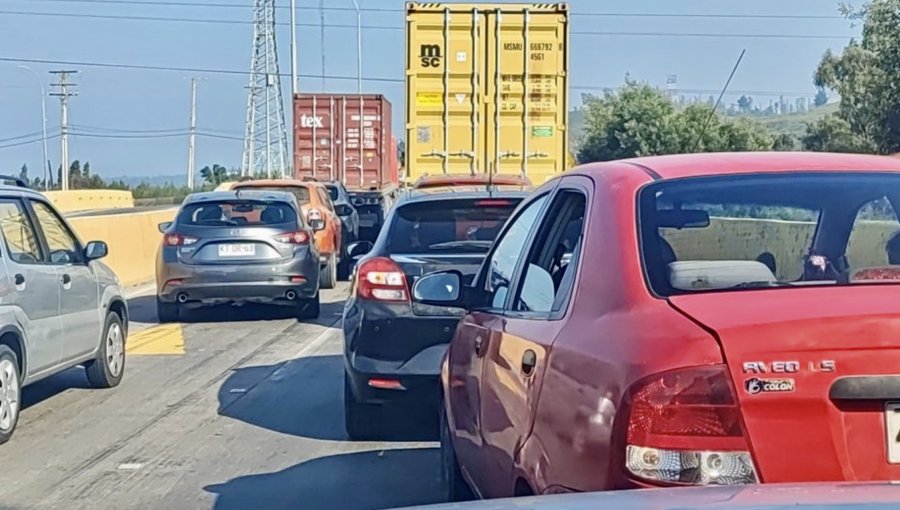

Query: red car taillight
[[164, 233, 198, 247], [355, 257, 409, 302], [624, 365, 758, 486], [274, 231, 310, 245]]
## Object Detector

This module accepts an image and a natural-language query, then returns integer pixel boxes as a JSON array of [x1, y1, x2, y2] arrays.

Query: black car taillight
[[164, 233, 198, 246]]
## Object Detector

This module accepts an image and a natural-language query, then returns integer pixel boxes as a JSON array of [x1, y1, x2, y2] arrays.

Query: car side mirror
[[158, 221, 173, 233], [413, 271, 464, 307], [84, 241, 108, 261], [310, 219, 326, 232], [346, 241, 373, 259]]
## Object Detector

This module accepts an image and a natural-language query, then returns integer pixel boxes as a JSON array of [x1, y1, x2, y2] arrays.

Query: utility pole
[[290, 0, 298, 96], [17, 66, 50, 189], [49, 70, 78, 191], [319, 0, 326, 90], [187, 77, 199, 190]]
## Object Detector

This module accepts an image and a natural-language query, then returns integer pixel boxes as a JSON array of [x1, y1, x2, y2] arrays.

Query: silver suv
[[0, 178, 128, 444]]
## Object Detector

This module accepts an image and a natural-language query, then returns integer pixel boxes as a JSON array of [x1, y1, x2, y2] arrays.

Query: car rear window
[[387, 198, 521, 254], [177, 200, 298, 227], [235, 185, 310, 205], [639, 172, 900, 296], [325, 185, 339, 201]]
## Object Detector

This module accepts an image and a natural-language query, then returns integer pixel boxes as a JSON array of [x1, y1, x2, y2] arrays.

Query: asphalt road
[[0, 283, 443, 510]]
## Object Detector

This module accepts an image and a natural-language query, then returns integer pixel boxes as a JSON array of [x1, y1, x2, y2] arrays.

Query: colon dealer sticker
[[745, 377, 795, 395]]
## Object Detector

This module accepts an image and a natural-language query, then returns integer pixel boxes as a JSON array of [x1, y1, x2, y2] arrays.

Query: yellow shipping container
[[405, 2, 569, 185]]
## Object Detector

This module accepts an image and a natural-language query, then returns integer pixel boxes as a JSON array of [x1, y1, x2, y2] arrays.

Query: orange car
[[230, 179, 341, 288]]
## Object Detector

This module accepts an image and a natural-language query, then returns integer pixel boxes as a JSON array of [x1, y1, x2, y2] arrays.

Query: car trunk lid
[[669, 285, 900, 482], [174, 225, 297, 265]]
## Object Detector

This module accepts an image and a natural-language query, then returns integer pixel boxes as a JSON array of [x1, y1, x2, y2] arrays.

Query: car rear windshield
[[639, 172, 900, 296], [387, 197, 521, 254], [235, 186, 310, 205], [324, 185, 339, 202], [177, 200, 298, 227]]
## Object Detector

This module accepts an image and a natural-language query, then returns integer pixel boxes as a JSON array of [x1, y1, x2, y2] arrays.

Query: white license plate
[[885, 402, 900, 463], [218, 244, 256, 257], [359, 215, 377, 228]]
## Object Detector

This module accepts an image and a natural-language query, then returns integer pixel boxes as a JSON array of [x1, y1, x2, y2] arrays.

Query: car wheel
[[344, 373, 381, 440], [156, 297, 180, 323], [85, 313, 126, 389], [296, 292, 320, 320], [321, 254, 337, 289], [441, 398, 474, 501], [0, 345, 21, 445]]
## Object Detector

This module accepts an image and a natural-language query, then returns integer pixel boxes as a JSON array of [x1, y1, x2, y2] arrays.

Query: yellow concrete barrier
[[45, 190, 135, 213], [68, 208, 177, 287]]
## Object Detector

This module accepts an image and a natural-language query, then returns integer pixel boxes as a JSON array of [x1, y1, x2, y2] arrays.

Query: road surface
[[0, 284, 443, 510]]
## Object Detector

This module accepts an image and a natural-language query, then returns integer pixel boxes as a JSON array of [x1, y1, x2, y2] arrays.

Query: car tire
[[441, 397, 474, 501], [0, 345, 21, 445], [344, 373, 381, 440], [296, 292, 320, 320], [321, 254, 337, 289], [157, 297, 180, 323], [85, 313, 126, 389]]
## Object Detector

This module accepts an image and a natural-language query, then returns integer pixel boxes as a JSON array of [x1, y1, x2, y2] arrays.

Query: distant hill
[[744, 102, 840, 138], [104, 174, 187, 187]]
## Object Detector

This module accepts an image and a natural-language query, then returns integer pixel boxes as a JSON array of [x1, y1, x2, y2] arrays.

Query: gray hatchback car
[[155, 190, 322, 322], [0, 178, 128, 445]]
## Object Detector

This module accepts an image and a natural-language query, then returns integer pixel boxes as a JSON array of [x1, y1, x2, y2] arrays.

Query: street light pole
[[351, 0, 362, 94], [17, 66, 49, 188], [290, 0, 298, 96]]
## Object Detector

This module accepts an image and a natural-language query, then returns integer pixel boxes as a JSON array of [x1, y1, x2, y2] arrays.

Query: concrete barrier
[[45, 190, 134, 213], [68, 208, 177, 287]]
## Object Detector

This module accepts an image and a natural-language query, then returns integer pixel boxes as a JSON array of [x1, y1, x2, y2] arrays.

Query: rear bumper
[[342, 298, 457, 405], [156, 255, 319, 304]]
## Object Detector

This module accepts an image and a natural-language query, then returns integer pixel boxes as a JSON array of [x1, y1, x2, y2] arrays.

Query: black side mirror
[[158, 221, 173, 233], [346, 241, 373, 259], [412, 270, 464, 307], [310, 219, 326, 232], [84, 241, 109, 260]]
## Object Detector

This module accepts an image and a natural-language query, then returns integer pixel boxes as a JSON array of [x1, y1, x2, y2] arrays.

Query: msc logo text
[[420, 44, 442, 68]]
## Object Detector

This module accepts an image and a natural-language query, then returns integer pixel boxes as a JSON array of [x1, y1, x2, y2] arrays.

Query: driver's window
[[847, 196, 900, 269], [486, 195, 549, 309], [31, 201, 82, 264]]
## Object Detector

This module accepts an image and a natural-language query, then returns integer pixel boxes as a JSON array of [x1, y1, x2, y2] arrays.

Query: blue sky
[[1, 0, 859, 180]]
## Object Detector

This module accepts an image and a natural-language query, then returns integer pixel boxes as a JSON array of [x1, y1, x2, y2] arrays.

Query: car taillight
[[475, 199, 513, 207], [356, 257, 409, 302], [624, 365, 758, 486], [274, 231, 310, 244], [164, 233, 198, 247], [308, 209, 323, 221]]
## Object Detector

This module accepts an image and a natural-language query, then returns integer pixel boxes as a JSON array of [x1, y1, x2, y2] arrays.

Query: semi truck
[[405, 2, 570, 185], [293, 94, 399, 241]]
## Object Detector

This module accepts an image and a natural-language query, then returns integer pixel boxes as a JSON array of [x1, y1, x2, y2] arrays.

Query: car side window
[[513, 191, 586, 315], [318, 188, 335, 212], [31, 201, 83, 264], [0, 199, 44, 264], [486, 194, 549, 309], [847, 196, 900, 268]]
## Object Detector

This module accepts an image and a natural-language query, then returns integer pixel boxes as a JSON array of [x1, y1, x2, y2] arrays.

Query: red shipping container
[[293, 94, 396, 191]]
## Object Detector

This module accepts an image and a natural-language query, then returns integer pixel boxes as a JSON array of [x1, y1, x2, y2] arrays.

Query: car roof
[[396, 185, 531, 205], [185, 190, 295, 203], [232, 178, 319, 189], [579, 152, 900, 181], [0, 185, 48, 200]]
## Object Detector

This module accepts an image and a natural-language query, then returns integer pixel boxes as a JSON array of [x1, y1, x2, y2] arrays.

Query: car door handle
[[14, 274, 24, 286], [521, 349, 537, 376], [474, 336, 484, 356], [61, 274, 71, 285]]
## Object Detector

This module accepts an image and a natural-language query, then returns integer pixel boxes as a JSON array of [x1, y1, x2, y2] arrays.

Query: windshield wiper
[[427, 240, 493, 251], [728, 281, 792, 289]]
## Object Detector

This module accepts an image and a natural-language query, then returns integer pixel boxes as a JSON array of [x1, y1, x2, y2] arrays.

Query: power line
[[0, 134, 61, 150], [21, 0, 849, 20], [0, 130, 47, 144], [0, 56, 814, 97], [0, 10, 854, 40]]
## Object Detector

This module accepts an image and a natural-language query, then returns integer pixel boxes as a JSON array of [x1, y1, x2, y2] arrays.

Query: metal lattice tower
[[241, 0, 290, 178]]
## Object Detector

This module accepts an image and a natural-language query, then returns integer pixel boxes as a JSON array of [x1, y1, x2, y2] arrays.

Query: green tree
[[18, 163, 28, 184], [814, 0, 900, 153], [814, 87, 829, 107], [200, 164, 230, 185], [772, 133, 797, 151], [737, 95, 753, 113], [801, 114, 876, 153]]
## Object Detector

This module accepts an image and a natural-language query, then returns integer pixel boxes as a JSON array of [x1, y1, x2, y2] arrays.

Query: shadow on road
[[21, 366, 92, 410], [204, 447, 443, 510], [217, 354, 438, 442], [127, 294, 346, 326]]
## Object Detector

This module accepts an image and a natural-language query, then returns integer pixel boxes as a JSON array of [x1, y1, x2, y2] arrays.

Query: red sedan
[[411, 152, 900, 500]]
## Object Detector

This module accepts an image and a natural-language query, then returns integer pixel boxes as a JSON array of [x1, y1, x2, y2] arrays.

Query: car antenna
[[691, 49, 746, 153], [487, 162, 494, 196]]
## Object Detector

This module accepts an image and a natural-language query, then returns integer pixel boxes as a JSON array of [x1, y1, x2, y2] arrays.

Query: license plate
[[885, 402, 900, 463], [218, 244, 255, 257], [359, 215, 378, 228]]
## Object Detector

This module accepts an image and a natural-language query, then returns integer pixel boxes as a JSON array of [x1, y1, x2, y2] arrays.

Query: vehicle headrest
[[668, 260, 776, 291]]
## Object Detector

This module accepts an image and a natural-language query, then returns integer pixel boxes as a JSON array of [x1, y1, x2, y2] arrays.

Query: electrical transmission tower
[[241, 0, 290, 179]]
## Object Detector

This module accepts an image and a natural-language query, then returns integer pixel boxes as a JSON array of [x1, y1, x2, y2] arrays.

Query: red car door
[[449, 193, 552, 495], [476, 182, 590, 498]]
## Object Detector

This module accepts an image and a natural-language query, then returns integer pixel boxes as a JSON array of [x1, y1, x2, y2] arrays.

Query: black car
[[341, 183, 529, 439], [323, 181, 360, 278]]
